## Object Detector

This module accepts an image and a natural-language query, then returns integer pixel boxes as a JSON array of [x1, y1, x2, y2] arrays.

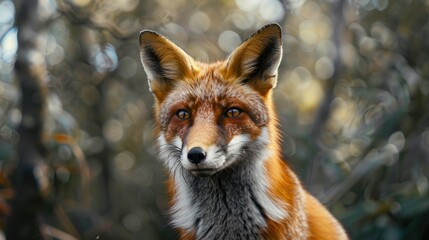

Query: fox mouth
[[190, 168, 217, 177]]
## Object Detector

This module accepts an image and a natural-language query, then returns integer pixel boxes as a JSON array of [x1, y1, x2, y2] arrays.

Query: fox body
[[139, 24, 348, 240]]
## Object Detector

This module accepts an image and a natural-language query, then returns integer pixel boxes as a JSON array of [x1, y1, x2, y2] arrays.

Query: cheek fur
[[222, 115, 261, 142], [165, 118, 190, 142]]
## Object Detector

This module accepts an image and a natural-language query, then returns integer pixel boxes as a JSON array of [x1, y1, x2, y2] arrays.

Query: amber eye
[[225, 108, 242, 118], [176, 109, 190, 120]]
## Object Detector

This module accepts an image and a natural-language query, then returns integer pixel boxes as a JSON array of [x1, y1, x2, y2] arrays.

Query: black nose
[[187, 147, 206, 164]]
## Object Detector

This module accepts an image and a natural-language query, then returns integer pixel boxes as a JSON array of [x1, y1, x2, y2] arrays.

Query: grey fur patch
[[178, 139, 268, 240]]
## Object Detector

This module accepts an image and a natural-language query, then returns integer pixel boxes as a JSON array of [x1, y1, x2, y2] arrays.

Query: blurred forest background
[[1, 0, 429, 239]]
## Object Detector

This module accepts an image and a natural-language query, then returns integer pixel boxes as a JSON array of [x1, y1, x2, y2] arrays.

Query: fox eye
[[225, 108, 242, 118], [176, 109, 190, 120]]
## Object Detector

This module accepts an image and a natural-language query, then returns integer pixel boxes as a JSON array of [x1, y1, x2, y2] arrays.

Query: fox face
[[156, 71, 271, 177], [140, 24, 282, 177]]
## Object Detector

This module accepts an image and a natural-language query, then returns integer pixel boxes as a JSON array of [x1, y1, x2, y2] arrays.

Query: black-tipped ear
[[226, 24, 283, 95], [139, 30, 194, 100]]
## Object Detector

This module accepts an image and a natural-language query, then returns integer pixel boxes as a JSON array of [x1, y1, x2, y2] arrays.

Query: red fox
[[139, 23, 348, 240]]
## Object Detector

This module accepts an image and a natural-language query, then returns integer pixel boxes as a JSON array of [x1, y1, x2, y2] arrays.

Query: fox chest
[[174, 175, 268, 240]]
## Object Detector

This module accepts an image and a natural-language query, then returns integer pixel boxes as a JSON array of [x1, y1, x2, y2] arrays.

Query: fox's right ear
[[139, 30, 194, 101]]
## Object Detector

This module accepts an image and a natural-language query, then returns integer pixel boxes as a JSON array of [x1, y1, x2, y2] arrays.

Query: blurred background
[[1, 0, 429, 239]]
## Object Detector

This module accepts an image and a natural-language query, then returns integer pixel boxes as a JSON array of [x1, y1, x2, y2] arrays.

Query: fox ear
[[226, 24, 283, 95], [139, 30, 194, 100]]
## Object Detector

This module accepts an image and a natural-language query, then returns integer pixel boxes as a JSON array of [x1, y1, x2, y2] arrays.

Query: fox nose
[[187, 147, 206, 164]]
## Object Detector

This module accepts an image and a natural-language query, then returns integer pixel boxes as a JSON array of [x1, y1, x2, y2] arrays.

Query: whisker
[[181, 167, 188, 184], [209, 176, 216, 188], [171, 158, 182, 179]]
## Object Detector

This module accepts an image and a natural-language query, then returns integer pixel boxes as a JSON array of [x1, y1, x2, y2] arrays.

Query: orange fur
[[140, 24, 348, 240]]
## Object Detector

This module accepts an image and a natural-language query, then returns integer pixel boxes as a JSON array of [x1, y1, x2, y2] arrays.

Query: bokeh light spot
[[103, 119, 124, 143], [218, 31, 241, 53], [58, 145, 72, 161], [91, 44, 118, 72], [359, 37, 377, 56], [231, 12, 256, 30], [0, 1, 15, 24], [0, 28, 18, 64], [114, 151, 136, 171], [259, 0, 284, 22], [315, 57, 334, 80], [56, 167, 71, 183], [299, 21, 318, 48], [46, 45, 65, 66], [188, 11, 211, 33], [235, 0, 261, 12], [388, 131, 405, 151], [122, 213, 142, 232]]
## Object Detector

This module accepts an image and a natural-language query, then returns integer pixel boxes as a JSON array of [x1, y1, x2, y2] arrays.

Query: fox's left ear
[[226, 23, 283, 95]]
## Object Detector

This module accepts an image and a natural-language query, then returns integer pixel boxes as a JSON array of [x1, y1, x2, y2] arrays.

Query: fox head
[[139, 24, 282, 177]]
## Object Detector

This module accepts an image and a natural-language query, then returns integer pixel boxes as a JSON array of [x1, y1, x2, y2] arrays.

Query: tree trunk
[[6, 0, 49, 239]]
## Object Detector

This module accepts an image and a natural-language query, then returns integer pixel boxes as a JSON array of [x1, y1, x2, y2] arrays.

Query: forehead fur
[[158, 63, 268, 129]]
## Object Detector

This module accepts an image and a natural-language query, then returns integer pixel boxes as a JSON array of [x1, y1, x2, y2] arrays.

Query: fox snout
[[180, 122, 225, 177], [179, 127, 267, 178], [187, 147, 206, 164], [181, 145, 227, 177], [182, 145, 222, 177], [185, 146, 216, 177]]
